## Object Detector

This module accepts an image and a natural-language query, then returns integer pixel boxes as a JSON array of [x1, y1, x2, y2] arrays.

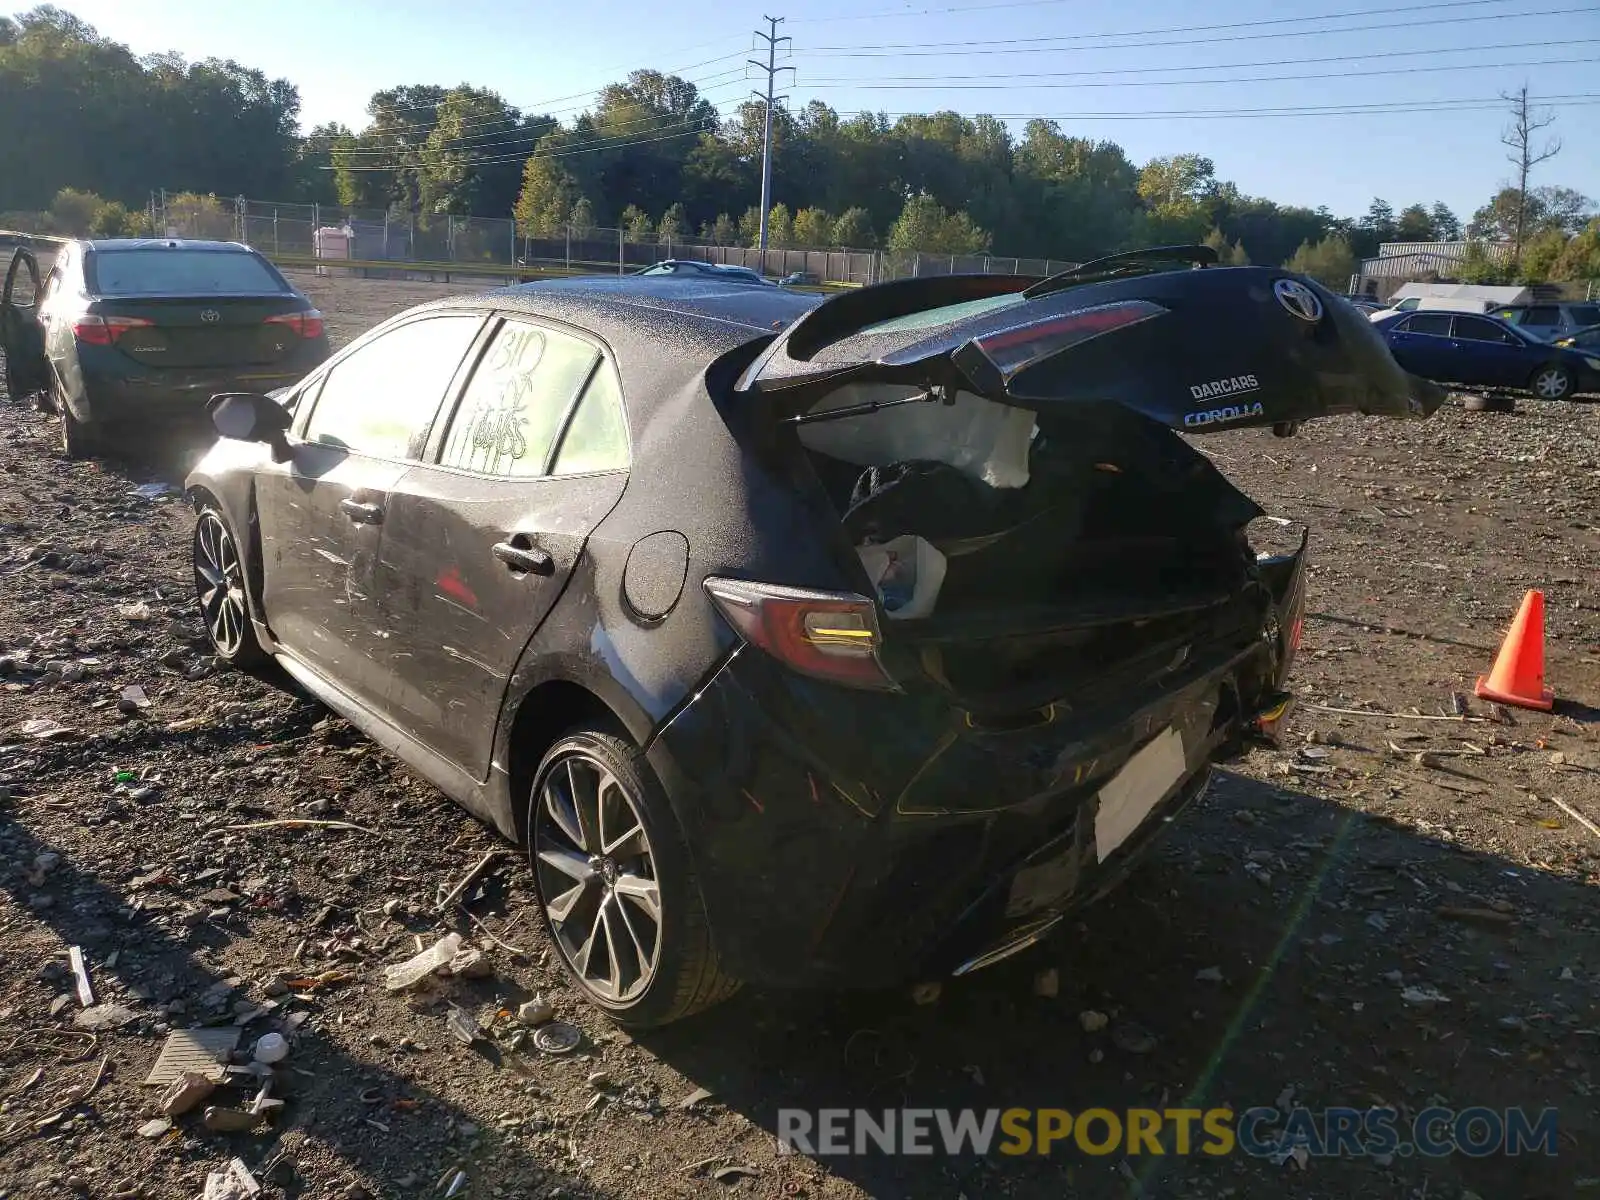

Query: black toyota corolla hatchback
[[1, 239, 329, 456], [185, 249, 1441, 1027]]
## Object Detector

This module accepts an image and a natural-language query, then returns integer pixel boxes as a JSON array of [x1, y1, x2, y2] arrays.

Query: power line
[[794, 4, 1592, 56], [803, 36, 1600, 83], [873, 94, 1600, 121], [790, 0, 1533, 27], [806, 54, 1600, 89], [327, 116, 726, 172]]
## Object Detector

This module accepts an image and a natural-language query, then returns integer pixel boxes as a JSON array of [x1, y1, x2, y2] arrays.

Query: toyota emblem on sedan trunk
[[1273, 279, 1323, 323], [200, 309, 221, 323]]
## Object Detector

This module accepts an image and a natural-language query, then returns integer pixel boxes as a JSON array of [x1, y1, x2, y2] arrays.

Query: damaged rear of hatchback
[[682, 250, 1442, 985]]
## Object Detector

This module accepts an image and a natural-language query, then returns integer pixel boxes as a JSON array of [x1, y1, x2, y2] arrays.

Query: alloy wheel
[[533, 751, 662, 1004], [1533, 368, 1571, 400], [193, 512, 249, 657]]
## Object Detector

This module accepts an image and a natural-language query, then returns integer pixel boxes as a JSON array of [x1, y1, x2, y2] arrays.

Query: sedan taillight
[[264, 309, 325, 338], [704, 577, 897, 692], [72, 314, 154, 346]]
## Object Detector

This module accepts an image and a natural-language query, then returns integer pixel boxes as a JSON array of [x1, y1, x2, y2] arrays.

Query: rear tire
[[1530, 364, 1573, 401], [59, 402, 96, 459], [526, 726, 738, 1029]]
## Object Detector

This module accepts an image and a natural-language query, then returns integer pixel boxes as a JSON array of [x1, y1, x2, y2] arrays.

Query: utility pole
[[750, 16, 793, 272], [1500, 85, 1560, 264]]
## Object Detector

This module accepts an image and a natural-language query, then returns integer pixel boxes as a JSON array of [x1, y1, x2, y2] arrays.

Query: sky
[[47, 0, 1600, 221]]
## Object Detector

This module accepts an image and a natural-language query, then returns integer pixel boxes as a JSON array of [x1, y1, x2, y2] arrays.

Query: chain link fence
[[151, 192, 1085, 286]]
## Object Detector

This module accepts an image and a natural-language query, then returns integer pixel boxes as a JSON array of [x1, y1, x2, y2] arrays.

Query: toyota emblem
[[1273, 278, 1323, 323], [200, 308, 221, 323]]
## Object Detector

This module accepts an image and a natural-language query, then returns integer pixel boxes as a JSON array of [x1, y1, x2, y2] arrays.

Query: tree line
[[4, 5, 1597, 286]]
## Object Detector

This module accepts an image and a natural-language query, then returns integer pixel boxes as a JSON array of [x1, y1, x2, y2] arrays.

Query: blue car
[[1372, 309, 1600, 400]]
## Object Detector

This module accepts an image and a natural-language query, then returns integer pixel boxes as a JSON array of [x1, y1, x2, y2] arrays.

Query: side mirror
[[209, 392, 292, 460]]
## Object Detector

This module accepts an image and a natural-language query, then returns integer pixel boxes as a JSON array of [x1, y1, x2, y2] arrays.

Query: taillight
[[265, 309, 324, 339], [955, 299, 1166, 390], [704, 578, 897, 692], [72, 314, 153, 346]]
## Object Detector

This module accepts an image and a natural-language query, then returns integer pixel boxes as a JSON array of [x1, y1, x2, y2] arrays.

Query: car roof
[[404, 276, 821, 419], [83, 239, 255, 253]]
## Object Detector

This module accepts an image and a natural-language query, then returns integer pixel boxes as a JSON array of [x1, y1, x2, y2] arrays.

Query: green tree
[[1284, 235, 1356, 288], [1553, 218, 1600, 280], [1203, 226, 1249, 265], [792, 206, 834, 247], [1395, 204, 1434, 241], [568, 196, 595, 239], [1519, 227, 1567, 283], [830, 206, 874, 248], [657, 202, 686, 242], [887, 193, 990, 255], [513, 152, 579, 237], [737, 206, 762, 245], [765, 203, 794, 249], [709, 213, 738, 245], [1429, 202, 1462, 240], [620, 204, 653, 243]]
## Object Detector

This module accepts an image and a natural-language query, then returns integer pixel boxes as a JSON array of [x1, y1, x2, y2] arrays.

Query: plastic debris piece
[[138, 1118, 173, 1138], [143, 1027, 241, 1086], [68, 946, 94, 1007], [202, 1159, 261, 1200], [251, 1032, 289, 1064], [446, 1006, 481, 1046], [531, 1021, 582, 1055], [1401, 985, 1450, 1006], [1078, 1010, 1109, 1033], [383, 933, 463, 991], [517, 995, 554, 1026]]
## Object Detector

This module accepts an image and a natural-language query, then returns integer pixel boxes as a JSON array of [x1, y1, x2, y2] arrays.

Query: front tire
[[192, 507, 267, 668], [526, 727, 738, 1028], [1530, 364, 1573, 400]]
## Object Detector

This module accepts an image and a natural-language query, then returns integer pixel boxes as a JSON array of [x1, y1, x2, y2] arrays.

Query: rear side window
[[1522, 306, 1560, 326], [1402, 313, 1452, 336], [89, 249, 285, 297], [1569, 305, 1600, 327], [551, 362, 629, 475], [439, 318, 601, 477], [303, 315, 481, 460], [1453, 316, 1512, 343]]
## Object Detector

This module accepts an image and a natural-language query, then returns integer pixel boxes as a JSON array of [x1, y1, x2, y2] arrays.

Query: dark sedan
[[185, 262, 1437, 1027], [634, 259, 773, 285], [1, 239, 329, 456], [1372, 308, 1600, 400]]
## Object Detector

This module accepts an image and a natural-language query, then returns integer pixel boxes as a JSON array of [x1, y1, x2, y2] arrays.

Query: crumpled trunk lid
[[737, 261, 1443, 432]]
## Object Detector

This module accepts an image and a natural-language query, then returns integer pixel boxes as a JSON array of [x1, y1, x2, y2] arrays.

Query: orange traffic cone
[[1475, 590, 1554, 712]]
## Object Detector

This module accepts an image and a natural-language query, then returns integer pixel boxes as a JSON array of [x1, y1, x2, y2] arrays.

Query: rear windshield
[[90, 250, 286, 297], [859, 293, 1025, 336]]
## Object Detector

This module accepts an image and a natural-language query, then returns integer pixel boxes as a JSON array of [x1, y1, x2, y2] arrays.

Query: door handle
[[492, 541, 553, 575], [340, 498, 383, 525]]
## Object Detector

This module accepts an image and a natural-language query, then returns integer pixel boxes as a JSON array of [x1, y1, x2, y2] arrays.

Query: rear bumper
[[651, 618, 1298, 989], [69, 351, 322, 424]]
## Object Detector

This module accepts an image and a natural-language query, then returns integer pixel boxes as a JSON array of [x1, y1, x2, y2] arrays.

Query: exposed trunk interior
[[796, 388, 1278, 710]]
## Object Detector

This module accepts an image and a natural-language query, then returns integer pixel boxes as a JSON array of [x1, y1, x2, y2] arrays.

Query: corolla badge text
[[1185, 401, 1265, 428]]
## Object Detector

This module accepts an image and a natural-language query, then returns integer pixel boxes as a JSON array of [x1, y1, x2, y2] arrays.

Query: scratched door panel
[[255, 444, 407, 701], [372, 465, 626, 776]]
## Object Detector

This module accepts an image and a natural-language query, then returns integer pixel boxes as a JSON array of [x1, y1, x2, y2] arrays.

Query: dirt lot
[[1, 270, 1598, 1200]]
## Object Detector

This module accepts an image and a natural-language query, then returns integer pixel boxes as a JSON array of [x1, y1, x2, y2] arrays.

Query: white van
[[1370, 295, 1496, 321]]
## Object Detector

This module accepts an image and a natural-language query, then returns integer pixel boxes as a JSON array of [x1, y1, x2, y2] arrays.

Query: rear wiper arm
[[1022, 244, 1217, 300]]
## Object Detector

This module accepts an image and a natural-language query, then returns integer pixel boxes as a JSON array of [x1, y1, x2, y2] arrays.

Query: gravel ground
[[1, 270, 1597, 1200]]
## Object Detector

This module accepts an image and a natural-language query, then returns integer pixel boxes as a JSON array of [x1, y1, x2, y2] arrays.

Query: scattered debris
[[1547, 795, 1600, 843], [202, 1159, 261, 1200], [251, 1033, 289, 1064], [1078, 1010, 1110, 1033], [160, 1072, 218, 1117], [202, 1105, 263, 1133], [1194, 965, 1225, 983], [910, 981, 942, 1006], [437, 849, 506, 911], [531, 1022, 582, 1055], [19, 717, 76, 740], [138, 1117, 173, 1139], [68, 946, 94, 1007], [200, 818, 383, 839], [1111, 1022, 1158, 1054], [384, 933, 464, 991], [1435, 906, 1516, 928], [1032, 967, 1059, 998], [445, 1005, 481, 1046], [678, 1086, 714, 1110], [143, 1028, 242, 1086], [1401, 985, 1450, 1006], [74, 1003, 136, 1032], [516, 995, 554, 1026], [712, 1165, 760, 1184], [448, 947, 493, 980]]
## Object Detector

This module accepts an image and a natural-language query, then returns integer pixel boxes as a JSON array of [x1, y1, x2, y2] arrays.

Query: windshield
[[90, 249, 285, 296], [859, 293, 1025, 337]]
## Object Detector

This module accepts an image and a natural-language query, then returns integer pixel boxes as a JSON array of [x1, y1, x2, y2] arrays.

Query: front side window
[[303, 315, 481, 460], [439, 318, 600, 477]]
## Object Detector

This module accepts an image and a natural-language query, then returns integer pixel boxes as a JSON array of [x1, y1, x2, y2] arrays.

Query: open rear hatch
[[733, 250, 1431, 720]]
